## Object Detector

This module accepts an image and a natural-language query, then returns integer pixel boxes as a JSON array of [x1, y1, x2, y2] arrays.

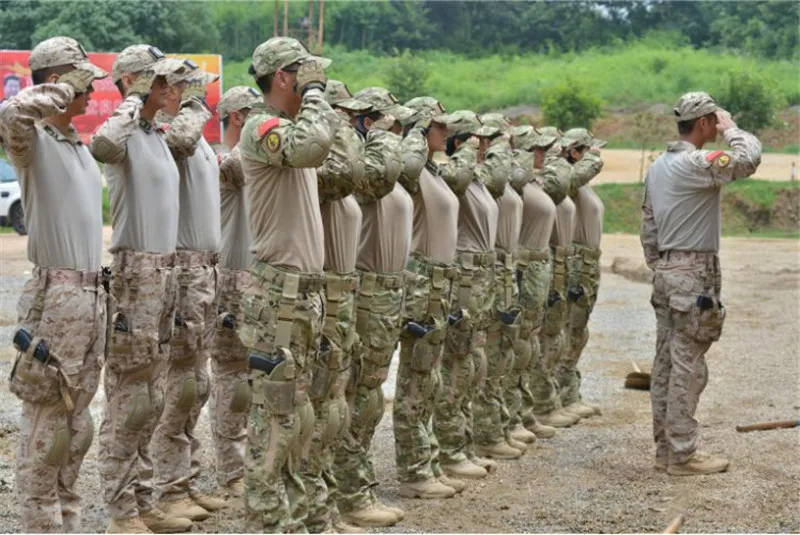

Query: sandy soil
[[0, 232, 797, 533]]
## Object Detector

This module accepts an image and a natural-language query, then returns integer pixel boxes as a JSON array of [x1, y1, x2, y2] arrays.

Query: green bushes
[[716, 71, 784, 133], [541, 79, 603, 130]]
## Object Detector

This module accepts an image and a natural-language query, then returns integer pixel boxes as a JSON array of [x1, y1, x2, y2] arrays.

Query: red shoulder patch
[[216, 153, 223, 165], [157, 123, 171, 133], [705, 150, 723, 162], [257, 117, 281, 139]]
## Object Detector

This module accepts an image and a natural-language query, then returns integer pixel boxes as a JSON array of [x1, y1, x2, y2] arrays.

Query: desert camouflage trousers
[[394, 255, 456, 483], [152, 250, 218, 502], [303, 271, 359, 533], [474, 250, 520, 447], [559, 245, 601, 406], [334, 270, 404, 513], [650, 251, 725, 464], [434, 250, 495, 466], [99, 251, 177, 520], [11, 268, 107, 533], [209, 268, 251, 487], [239, 262, 324, 533], [532, 245, 572, 415], [507, 247, 552, 430]]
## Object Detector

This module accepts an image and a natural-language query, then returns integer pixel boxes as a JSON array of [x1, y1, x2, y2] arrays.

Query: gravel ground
[[0, 233, 797, 533]]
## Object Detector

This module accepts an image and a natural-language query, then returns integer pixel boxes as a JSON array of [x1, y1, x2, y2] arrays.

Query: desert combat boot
[[106, 515, 154, 534], [668, 451, 730, 476], [563, 401, 598, 419], [535, 408, 580, 428], [475, 441, 524, 460], [190, 490, 229, 512], [159, 497, 210, 521], [510, 424, 538, 444], [398, 478, 457, 499], [526, 419, 558, 439], [439, 474, 467, 493], [341, 504, 399, 528], [442, 459, 489, 479], [139, 507, 193, 533]]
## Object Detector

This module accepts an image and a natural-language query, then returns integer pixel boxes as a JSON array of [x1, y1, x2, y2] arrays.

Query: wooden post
[[317, 0, 325, 54], [273, 0, 279, 37], [283, 0, 289, 37]]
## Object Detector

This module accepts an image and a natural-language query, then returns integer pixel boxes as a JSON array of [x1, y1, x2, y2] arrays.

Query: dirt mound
[[773, 187, 800, 229]]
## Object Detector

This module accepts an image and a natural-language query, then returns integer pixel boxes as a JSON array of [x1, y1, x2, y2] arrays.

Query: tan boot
[[471, 456, 498, 473], [535, 409, 579, 428], [510, 425, 537, 444], [442, 459, 488, 479], [475, 442, 523, 460], [398, 478, 456, 499], [224, 478, 244, 497], [438, 475, 466, 494], [334, 520, 367, 533], [373, 499, 405, 522], [667, 452, 729, 476], [159, 497, 211, 522], [527, 420, 558, 439], [654, 457, 667, 471], [584, 401, 602, 415], [190, 491, 229, 512], [107, 516, 153, 534], [506, 437, 528, 452], [563, 401, 596, 419], [139, 508, 193, 533], [341, 504, 399, 528]]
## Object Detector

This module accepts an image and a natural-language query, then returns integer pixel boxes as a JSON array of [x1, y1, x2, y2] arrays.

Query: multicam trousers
[[99, 251, 177, 520], [12, 268, 106, 533], [532, 245, 571, 416], [210, 268, 251, 487], [559, 245, 601, 407], [394, 255, 456, 484], [239, 262, 324, 533], [508, 247, 552, 430], [152, 250, 218, 502], [334, 270, 404, 513], [303, 271, 359, 533], [474, 249, 519, 447], [433, 250, 495, 466], [650, 251, 725, 464]]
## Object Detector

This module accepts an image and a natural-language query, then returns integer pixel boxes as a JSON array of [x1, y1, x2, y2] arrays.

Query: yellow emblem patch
[[716, 154, 731, 168], [266, 131, 281, 152]]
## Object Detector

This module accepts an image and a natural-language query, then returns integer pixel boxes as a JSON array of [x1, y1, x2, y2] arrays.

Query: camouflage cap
[[250, 37, 331, 78], [324, 79, 372, 113], [218, 86, 262, 119], [479, 113, 511, 132], [112, 44, 181, 82], [29, 37, 107, 80], [442, 110, 500, 138], [353, 87, 415, 122], [512, 125, 557, 150], [560, 127, 606, 149], [538, 126, 562, 139], [166, 58, 220, 86], [673, 91, 719, 122], [404, 96, 448, 125]]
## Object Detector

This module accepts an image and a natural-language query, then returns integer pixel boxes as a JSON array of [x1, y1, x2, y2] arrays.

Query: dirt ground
[[0, 232, 798, 533]]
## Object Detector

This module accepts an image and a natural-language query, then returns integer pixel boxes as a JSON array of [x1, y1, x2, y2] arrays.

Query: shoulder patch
[[216, 153, 223, 165], [257, 117, 281, 139], [716, 153, 731, 168], [705, 150, 724, 162], [265, 131, 281, 153], [157, 123, 171, 133]]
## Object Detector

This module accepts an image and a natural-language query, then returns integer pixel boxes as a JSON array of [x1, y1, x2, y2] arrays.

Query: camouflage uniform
[[0, 38, 108, 532], [151, 65, 222, 506], [642, 92, 761, 467], [90, 45, 187, 523], [237, 37, 339, 533], [334, 87, 413, 518]]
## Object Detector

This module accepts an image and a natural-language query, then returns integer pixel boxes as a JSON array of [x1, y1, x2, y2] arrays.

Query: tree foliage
[[716, 71, 783, 133], [541, 79, 604, 131], [384, 49, 428, 103]]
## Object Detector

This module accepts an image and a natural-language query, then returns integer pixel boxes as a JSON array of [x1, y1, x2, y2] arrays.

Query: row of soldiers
[[0, 35, 605, 534]]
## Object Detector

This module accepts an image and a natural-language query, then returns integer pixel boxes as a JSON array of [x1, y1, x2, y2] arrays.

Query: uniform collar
[[667, 140, 697, 152], [42, 122, 82, 145], [265, 103, 290, 120], [425, 159, 439, 175]]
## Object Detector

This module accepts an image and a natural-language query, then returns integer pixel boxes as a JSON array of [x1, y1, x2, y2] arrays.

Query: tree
[[541, 79, 604, 131], [716, 71, 783, 133], [384, 49, 428, 103]]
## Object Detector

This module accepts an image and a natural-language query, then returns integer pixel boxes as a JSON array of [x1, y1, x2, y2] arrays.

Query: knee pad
[[124, 386, 153, 431], [43, 423, 70, 466], [321, 402, 344, 446], [229, 380, 251, 414], [176, 377, 198, 412], [361, 388, 385, 430], [445, 311, 472, 355]]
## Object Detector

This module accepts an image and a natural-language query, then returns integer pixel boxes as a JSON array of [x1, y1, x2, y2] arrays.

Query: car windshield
[[0, 159, 16, 183]]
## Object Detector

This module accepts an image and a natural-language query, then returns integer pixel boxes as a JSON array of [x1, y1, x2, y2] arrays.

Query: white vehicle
[[0, 158, 25, 235]]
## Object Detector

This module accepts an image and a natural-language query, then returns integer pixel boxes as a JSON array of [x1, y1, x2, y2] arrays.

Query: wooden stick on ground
[[663, 514, 684, 534], [736, 419, 799, 433]]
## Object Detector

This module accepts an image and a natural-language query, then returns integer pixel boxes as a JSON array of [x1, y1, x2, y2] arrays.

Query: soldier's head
[[674, 91, 720, 144], [405, 96, 450, 155], [560, 128, 605, 163], [324, 80, 372, 122], [441, 110, 499, 157], [113, 45, 176, 111], [249, 37, 331, 117], [162, 59, 218, 115], [479, 113, 512, 145], [352, 87, 414, 135], [512, 125, 559, 169], [29, 37, 107, 116], [219, 86, 262, 138]]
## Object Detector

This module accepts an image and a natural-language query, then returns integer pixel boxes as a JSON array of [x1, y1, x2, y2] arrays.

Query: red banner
[[0, 50, 222, 144]]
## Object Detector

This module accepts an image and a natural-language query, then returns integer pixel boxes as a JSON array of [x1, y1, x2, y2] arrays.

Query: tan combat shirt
[[0, 84, 103, 271], [238, 89, 339, 273], [91, 96, 180, 254], [411, 162, 460, 264], [357, 182, 413, 273], [573, 186, 605, 249], [218, 145, 252, 270], [456, 179, 499, 253], [551, 196, 576, 247], [519, 182, 556, 250], [641, 128, 761, 263], [495, 182, 523, 253]]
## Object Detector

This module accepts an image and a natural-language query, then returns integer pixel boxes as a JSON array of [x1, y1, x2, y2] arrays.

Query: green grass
[[597, 180, 800, 237], [223, 42, 798, 112]]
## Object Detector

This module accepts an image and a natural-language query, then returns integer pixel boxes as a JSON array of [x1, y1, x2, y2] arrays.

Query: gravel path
[[0, 234, 797, 533]]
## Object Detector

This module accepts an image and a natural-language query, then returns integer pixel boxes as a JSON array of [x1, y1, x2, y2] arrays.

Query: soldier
[[393, 96, 466, 500], [91, 45, 190, 534], [332, 86, 417, 528], [434, 111, 502, 479], [210, 85, 262, 500], [558, 128, 605, 419], [471, 113, 528, 460], [237, 37, 338, 533], [641, 92, 760, 475], [302, 80, 369, 534], [0, 36, 107, 534], [150, 61, 226, 519]]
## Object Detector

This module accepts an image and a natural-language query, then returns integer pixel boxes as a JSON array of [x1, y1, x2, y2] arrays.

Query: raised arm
[[567, 151, 603, 197], [354, 129, 402, 204], [219, 145, 245, 191], [396, 126, 428, 194], [540, 157, 571, 205], [440, 143, 478, 196], [163, 98, 212, 161], [317, 123, 364, 203], [90, 95, 143, 164]]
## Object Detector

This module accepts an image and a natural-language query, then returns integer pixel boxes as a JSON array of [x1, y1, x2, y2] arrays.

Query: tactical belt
[[580, 246, 602, 261], [176, 249, 219, 268], [517, 246, 551, 264], [409, 254, 459, 318], [661, 250, 717, 264], [355, 270, 405, 332], [114, 250, 176, 270], [494, 248, 515, 269], [456, 249, 496, 309], [32, 267, 100, 287]]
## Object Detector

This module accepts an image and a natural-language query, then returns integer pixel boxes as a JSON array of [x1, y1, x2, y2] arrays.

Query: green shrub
[[716, 71, 783, 133], [384, 49, 429, 103], [540, 79, 604, 130]]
